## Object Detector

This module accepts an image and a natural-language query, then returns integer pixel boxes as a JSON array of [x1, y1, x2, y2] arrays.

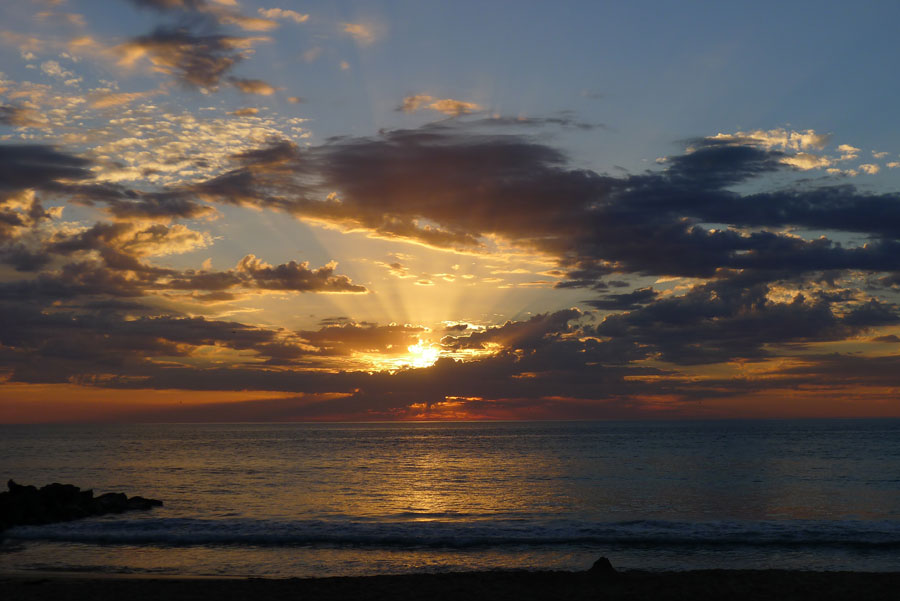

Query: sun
[[405, 340, 441, 369]]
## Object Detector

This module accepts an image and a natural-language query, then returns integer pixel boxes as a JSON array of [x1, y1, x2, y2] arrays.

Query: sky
[[1, 0, 900, 422]]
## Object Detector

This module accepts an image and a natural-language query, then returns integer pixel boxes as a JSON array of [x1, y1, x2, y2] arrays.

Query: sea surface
[[1, 420, 899, 577]]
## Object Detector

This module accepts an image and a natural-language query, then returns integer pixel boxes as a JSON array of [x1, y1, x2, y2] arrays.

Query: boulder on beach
[[0, 480, 162, 531], [588, 557, 617, 579]]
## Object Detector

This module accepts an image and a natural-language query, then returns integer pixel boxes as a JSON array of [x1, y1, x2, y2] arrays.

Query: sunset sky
[[2, 0, 900, 422]]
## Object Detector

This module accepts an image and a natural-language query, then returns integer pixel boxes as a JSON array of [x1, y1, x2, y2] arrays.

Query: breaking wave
[[7, 518, 900, 550]]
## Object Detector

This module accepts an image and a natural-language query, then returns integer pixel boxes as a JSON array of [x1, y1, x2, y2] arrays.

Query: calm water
[[1, 420, 899, 576]]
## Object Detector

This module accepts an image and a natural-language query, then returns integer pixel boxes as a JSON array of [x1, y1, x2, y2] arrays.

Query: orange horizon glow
[[3, 380, 899, 424]]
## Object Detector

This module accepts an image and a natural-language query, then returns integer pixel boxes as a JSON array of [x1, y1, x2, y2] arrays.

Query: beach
[[3, 570, 899, 601]]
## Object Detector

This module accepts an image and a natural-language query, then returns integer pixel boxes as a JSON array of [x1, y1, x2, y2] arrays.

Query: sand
[[2, 570, 899, 601]]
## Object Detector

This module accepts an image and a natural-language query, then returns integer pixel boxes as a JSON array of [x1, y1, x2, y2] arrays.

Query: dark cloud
[[442, 309, 582, 351], [2, 275, 893, 419], [0, 300, 289, 384], [467, 112, 604, 131], [841, 298, 900, 327], [0, 145, 92, 192], [0, 218, 365, 299], [778, 353, 900, 388], [593, 273, 894, 365], [299, 322, 426, 356], [3, 121, 900, 418], [0, 105, 47, 128], [0, 243, 53, 272], [127, 0, 209, 11], [101, 191, 216, 220], [318, 316, 351, 326], [120, 0, 277, 90], [120, 26, 252, 89], [0, 187, 56, 256], [586, 287, 659, 310], [189, 127, 599, 252], [872, 334, 900, 343], [233, 255, 367, 293], [180, 124, 900, 291], [228, 77, 277, 95], [165, 254, 368, 294]]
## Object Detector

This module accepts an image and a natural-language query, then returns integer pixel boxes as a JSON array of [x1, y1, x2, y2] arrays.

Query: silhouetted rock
[[93, 492, 128, 514], [127, 495, 163, 511], [0, 480, 162, 532], [588, 557, 617, 578]]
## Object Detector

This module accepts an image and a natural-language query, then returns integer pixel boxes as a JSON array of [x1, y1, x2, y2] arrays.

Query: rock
[[0, 480, 163, 532], [588, 557, 617, 578], [8, 480, 37, 495], [94, 492, 129, 514], [127, 496, 163, 510]]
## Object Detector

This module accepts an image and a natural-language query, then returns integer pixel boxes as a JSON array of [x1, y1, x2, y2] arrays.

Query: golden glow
[[0, 382, 302, 423], [357, 338, 442, 372], [405, 340, 441, 368]]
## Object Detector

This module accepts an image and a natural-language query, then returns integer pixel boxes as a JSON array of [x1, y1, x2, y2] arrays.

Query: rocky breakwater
[[0, 480, 162, 532]]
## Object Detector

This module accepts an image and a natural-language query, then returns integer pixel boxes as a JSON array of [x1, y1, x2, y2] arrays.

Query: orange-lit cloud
[[229, 77, 278, 95], [400, 94, 481, 116], [341, 22, 376, 45], [258, 8, 308, 24]]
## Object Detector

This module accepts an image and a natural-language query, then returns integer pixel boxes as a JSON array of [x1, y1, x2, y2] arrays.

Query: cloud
[[0, 298, 652, 416], [377, 260, 415, 279], [586, 287, 659, 310], [258, 8, 308, 24], [233, 255, 367, 293], [40, 60, 77, 81], [0, 299, 300, 385], [475, 113, 603, 130], [4, 91, 900, 420], [229, 77, 277, 95], [0, 144, 93, 192], [49, 221, 212, 260], [399, 94, 481, 116], [127, 0, 278, 30], [694, 129, 891, 174], [98, 189, 217, 221], [706, 128, 830, 152], [228, 107, 258, 116], [164, 254, 368, 294], [859, 163, 880, 175], [0, 144, 366, 304], [341, 23, 376, 45], [35, 11, 87, 28], [399, 94, 432, 113], [837, 144, 860, 159], [87, 88, 161, 108], [442, 309, 582, 352], [117, 26, 269, 89], [128, 0, 210, 10], [593, 273, 896, 365], [299, 322, 425, 356], [215, 14, 278, 32], [300, 47, 321, 63], [872, 334, 900, 343], [173, 124, 900, 291], [0, 104, 49, 127]]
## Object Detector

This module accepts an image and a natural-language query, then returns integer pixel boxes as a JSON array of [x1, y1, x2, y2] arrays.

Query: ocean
[[1, 420, 899, 577]]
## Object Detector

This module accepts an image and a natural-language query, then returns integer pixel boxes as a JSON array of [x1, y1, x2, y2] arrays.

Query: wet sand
[[2, 569, 898, 601]]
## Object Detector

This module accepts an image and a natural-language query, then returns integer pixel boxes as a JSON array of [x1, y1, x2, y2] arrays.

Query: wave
[[6, 518, 900, 550]]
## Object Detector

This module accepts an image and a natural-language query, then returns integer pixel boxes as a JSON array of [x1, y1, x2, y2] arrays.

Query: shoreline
[[3, 569, 899, 601]]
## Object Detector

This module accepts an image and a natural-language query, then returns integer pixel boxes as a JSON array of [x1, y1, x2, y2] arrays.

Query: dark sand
[[2, 570, 898, 601]]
